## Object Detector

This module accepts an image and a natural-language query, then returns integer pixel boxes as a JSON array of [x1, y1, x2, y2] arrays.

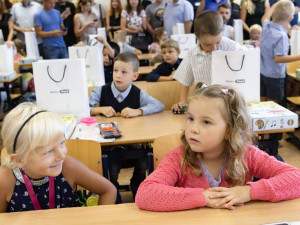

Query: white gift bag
[[97, 27, 107, 42], [33, 59, 90, 119], [25, 32, 40, 60], [170, 34, 196, 59], [211, 48, 260, 103], [233, 19, 243, 45], [0, 45, 14, 72], [173, 23, 185, 35], [68, 45, 105, 86], [290, 29, 300, 55]]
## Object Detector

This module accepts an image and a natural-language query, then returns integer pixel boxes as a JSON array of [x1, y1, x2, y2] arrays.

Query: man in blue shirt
[[34, 0, 68, 59], [163, 0, 194, 36]]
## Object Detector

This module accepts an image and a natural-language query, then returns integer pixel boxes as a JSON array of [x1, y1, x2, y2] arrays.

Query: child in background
[[136, 83, 300, 212], [114, 30, 142, 55], [0, 103, 116, 213], [146, 39, 181, 82], [260, 0, 300, 103], [244, 24, 261, 47], [172, 11, 245, 112], [89, 52, 164, 203], [148, 27, 168, 54]]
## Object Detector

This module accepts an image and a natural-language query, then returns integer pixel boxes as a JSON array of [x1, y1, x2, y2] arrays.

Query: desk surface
[[0, 73, 22, 83], [1, 199, 300, 225], [137, 53, 158, 61], [138, 66, 155, 75], [97, 111, 185, 146]]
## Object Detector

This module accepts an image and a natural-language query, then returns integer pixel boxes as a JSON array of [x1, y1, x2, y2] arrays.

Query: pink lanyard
[[21, 170, 55, 210]]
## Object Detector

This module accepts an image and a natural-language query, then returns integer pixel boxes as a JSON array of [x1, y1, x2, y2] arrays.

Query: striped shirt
[[173, 37, 245, 86]]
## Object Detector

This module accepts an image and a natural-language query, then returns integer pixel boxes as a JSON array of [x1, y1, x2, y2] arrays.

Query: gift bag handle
[[76, 49, 89, 59], [225, 54, 245, 71], [47, 65, 67, 83]]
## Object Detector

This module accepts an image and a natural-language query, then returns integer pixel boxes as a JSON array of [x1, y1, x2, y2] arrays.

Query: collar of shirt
[[194, 44, 212, 56], [171, 0, 183, 6], [22, 1, 33, 7], [167, 58, 181, 69], [111, 82, 132, 101]]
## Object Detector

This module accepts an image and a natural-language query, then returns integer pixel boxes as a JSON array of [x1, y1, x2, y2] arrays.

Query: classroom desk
[[97, 111, 185, 146], [1, 199, 300, 225], [287, 72, 300, 82], [137, 53, 158, 61], [138, 66, 155, 75]]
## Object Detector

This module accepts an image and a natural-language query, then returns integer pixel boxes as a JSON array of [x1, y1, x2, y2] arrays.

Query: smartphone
[[172, 105, 187, 114], [93, 19, 98, 22], [63, 27, 68, 32], [98, 122, 122, 139]]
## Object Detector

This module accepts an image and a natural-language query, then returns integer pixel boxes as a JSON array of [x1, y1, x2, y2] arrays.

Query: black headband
[[13, 110, 47, 153]]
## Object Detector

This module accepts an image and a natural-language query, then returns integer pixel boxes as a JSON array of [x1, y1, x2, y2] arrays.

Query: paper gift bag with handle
[[290, 29, 300, 55], [170, 34, 196, 59], [233, 19, 243, 45], [173, 23, 185, 35], [33, 59, 90, 119], [211, 48, 260, 103], [25, 31, 40, 60], [97, 27, 107, 42], [0, 44, 14, 72], [68, 45, 105, 86]]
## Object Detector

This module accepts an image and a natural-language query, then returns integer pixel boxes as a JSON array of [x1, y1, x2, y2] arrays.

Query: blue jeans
[[43, 46, 68, 59]]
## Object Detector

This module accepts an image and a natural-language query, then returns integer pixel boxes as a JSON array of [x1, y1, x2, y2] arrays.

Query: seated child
[[89, 52, 164, 203], [0, 102, 116, 212], [148, 27, 168, 54], [244, 24, 262, 47], [146, 39, 182, 82], [114, 30, 142, 55], [135, 83, 300, 212]]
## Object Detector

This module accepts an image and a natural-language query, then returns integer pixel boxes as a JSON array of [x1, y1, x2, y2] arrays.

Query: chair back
[[153, 133, 182, 170], [1, 148, 8, 166], [65, 139, 103, 190]]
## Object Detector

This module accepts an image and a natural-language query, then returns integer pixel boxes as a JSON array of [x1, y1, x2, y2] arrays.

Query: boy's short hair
[[114, 30, 126, 42], [194, 11, 224, 37], [160, 38, 180, 51], [108, 41, 120, 56], [218, 3, 231, 10], [249, 24, 262, 33], [272, 0, 294, 23], [114, 52, 139, 72]]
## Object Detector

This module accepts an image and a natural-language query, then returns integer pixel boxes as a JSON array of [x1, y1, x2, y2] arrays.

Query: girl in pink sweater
[[135, 83, 300, 212]]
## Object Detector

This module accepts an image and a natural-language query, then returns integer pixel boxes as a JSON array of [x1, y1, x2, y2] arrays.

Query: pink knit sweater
[[135, 145, 300, 211]]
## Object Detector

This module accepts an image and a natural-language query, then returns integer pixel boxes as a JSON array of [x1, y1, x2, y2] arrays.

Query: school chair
[[1, 148, 8, 166], [65, 139, 108, 190], [148, 133, 182, 173]]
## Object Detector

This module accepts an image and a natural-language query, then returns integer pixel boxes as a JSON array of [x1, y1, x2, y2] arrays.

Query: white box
[[0, 71, 16, 81], [248, 101, 298, 132]]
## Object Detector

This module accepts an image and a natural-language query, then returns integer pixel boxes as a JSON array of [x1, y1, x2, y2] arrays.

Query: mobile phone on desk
[[98, 122, 122, 139]]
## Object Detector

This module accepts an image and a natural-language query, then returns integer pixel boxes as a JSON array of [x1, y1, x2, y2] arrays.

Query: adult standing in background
[[0, 0, 13, 42], [74, 0, 99, 45], [196, 0, 229, 16], [91, 0, 106, 28], [34, 0, 68, 59], [11, 0, 42, 51], [55, 0, 77, 47], [227, 0, 240, 26], [240, 0, 269, 39], [163, 0, 194, 36], [145, 0, 165, 37], [106, 0, 122, 41]]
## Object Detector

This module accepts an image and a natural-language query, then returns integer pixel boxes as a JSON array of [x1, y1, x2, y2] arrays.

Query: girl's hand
[[121, 107, 143, 118], [207, 186, 251, 210]]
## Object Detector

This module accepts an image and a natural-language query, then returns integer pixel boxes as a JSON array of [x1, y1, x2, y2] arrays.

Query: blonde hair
[[114, 30, 126, 42], [1, 102, 65, 168], [180, 83, 254, 186], [249, 24, 262, 33], [272, 0, 294, 23], [160, 38, 180, 51]]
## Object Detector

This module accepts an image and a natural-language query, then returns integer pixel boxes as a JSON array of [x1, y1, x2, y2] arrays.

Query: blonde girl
[[148, 27, 167, 54], [0, 103, 116, 213], [136, 83, 300, 211]]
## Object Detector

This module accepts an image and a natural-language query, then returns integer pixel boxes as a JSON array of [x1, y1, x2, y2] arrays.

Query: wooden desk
[[138, 66, 155, 75], [1, 199, 300, 224], [97, 111, 185, 146], [137, 53, 158, 61], [287, 72, 300, 82]]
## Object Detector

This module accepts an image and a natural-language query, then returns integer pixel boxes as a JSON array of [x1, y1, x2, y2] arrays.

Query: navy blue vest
[[100, 83, 140, 112]]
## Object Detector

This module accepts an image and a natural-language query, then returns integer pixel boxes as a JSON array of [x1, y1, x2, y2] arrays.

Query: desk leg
[[3, 83, 12, 110], [19, 75, 23, 95], [257, 133, 283, 160], [102, 154, 109, 179]]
